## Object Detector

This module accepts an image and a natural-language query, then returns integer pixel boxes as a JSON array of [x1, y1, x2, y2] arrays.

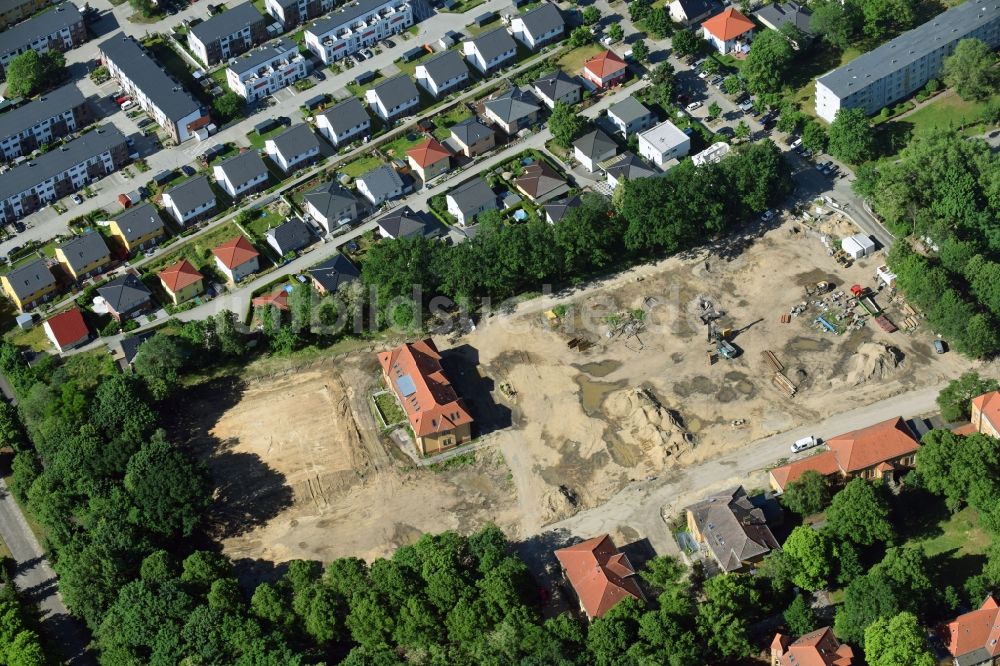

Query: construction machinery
[[708, 321, 740, 359]]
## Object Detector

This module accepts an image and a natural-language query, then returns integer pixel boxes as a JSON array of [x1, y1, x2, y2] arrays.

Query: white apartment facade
[[0, 2, 87, 78], [304, 0, 414, 64], [226, 39, 307, 101]]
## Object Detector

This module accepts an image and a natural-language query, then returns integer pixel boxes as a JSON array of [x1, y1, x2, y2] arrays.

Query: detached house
[[415, 50, 470, 98], [533, 70, 582, 109], [213, 150, 270, 199], [43, 307, 91, 353], [463, 28, 518, 74], [158, 259, 204, 305], [947, 595, 1000, 666], [377, 206, 440, 240], [607, 96, 657, 138], [265, 124, 322, 173], [162, 176, 217, 226], [582, 50, 628, 89], [378, 338, 474, 455], [510, 3, 564, 50], [971, 390, 1000, 439], [212, 235, 260, 283], [304, 180, 360, 233], [668, 0, 718, 26], [605, 152, 656, 190], [406, 138, 451, 182], [366, 75, 421, 122], [357, 165, 405, 206], [450, 119, 495, 157], [446, 178, 497, 226], [98, 273, 153, 322], [309, 253, 360, 295], [187, 2, 268, 67], [753, 2, 813, 48], [573, 129, 618, 172], [543, 194, 582, 224], [769, 416, 920, 492], [515, 162, 568, 203], [315, 97, 371, 147], [55, 232, 111, 281], [702, 7, 755, 55], [638, 120, 691, 169], [771, 627, 855, 666], [1, 259, 57, 311], [266, 218, 313, 256], [685, 485, 780, 573], [483, 87, 541, 135], [554, 535, 644, 620], [107, 203, 166, 255]]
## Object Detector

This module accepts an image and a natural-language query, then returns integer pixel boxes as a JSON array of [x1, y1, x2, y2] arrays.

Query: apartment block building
[[188, 2, 269, 67], [0, 2, 86, 80], [303, 0, 414, 64], [815, 0, 1000, 122], [0, 83, 90, 161], [0, 0, 52, 29], [0, 124, 128, 225], [99, 33, 211, 143], [226, 38, 307, 101], [265, 0, 332, 29]]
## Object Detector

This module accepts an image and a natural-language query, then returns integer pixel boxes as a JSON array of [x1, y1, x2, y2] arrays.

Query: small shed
[[876, 265, 897, 288], [473, 11, 496, 25], [303, 94, 328, 110], [254, 118, 280, 135], [152, 170, 175, 186], [401, 47, 425, 63], [842, 233, 875, 259], [15, 313, 34, 330], [354, 71, 376, 85]]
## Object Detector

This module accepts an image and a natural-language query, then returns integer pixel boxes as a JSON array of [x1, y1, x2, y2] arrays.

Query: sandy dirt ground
[[181, 215, 975, 564]]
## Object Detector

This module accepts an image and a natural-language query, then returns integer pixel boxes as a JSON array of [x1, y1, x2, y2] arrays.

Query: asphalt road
[[0, 478, 93, 664]]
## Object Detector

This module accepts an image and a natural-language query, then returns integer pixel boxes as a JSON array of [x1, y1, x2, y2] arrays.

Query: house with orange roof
[[971, 391, 1000, 439], [554, 534, 645, 620], [769, 417, 919, 492], [771, 627, 855, 666], [212, 235, 260, 283], [252, 288, 289, 312], [406, 138, 451, 183], [378, 338, 474, 456], [702, 7, 755, 55], [43, 307, 91, 353], [946, 595, 1000, 665], [158, 259, 204, 305], [582, 50, 628, 89]]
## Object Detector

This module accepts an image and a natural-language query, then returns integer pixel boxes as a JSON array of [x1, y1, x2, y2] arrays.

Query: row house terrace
[[303, 0, 414, 64]]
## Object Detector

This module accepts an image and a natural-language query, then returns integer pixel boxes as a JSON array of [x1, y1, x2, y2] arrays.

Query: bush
[[100, 319, 121, 337]]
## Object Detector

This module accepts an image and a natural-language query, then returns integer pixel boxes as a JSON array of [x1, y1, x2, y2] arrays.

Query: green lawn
[[208, 143, 240, 166], [913, 506, 991, 559], [787, 44, 862, 121], [396, 48, 436, 77], [380, 132, 427, 159], [341, 155, 385, 178], [893, 91, 999, 136], [374, 391, 406, 426], [557, 44, 603, 75], [244, 210, 283, 241], [247, 125, 287, 150], [7, 323, 50, 352], [143, 221, 246, 275]]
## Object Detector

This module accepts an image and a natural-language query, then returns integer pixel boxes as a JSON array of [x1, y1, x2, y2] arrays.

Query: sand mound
[[604, 388, 693, 467], [845, 343, 903, 385]]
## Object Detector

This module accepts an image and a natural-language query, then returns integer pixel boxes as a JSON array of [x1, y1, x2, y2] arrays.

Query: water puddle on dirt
[[574, 359, 623, 378], [575, 375, 627, 416], [787, 337, 831, 353]]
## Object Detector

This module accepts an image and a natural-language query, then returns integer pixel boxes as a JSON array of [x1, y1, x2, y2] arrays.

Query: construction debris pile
[[604, 388, 694, 467], [844, 343, 903, 385]]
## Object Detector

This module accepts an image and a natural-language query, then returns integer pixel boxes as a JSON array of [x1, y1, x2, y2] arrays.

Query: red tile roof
[[948, 596, 1000, 660], [702, 7, 755, 41], [774, 627, 855, 666], [44, 307, 89, 349], [252, 288, 289, 311], [555, 534, 644, 619], [972, 390, 1000, 433], [213, 235, 260, 269], [769, 450, 841, 491], [406, 138, 451, 168], [158, 259, 203, 293], [952, 422, 978, 436], [826, 416, 918, 473], [378, 338, 473, 438], [584, 50, 627, 79]]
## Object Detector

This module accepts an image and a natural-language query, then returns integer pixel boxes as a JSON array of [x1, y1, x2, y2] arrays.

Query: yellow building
[[158, 259, 204, 305], [107, 204, 166, 255], [0, 0, 51, 29], [1, 258, 58, 312], [55, 232, 111, 281]]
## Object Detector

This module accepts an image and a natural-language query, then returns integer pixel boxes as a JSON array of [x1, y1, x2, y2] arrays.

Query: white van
[[791, 436, 819, 453], [120, 100, 135, 111]]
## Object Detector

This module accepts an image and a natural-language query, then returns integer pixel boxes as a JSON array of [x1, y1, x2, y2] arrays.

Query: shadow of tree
[[892, 487, 948, 542]]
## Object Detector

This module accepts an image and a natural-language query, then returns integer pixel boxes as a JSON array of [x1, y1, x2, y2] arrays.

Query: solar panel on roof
[[398, 374, 417, 396]]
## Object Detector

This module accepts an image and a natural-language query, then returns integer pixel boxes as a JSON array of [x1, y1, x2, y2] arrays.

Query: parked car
[[788, 137, 802, 149], [71, 194, 83, 204], [800, 147, 813, 158], [384, 38, 395, 47], [815, 160, 830, 172], [738, 100, 754, 113], [685, 101, 702, 112], [826, 164, 839, 177], [717, 126, 734, 137], [181, 165, 195, 176], [312, 70, 325, 81], [933, 339, 947, 354], [709, 75, 723, 87], [760, 209, 774, 222], [791, 436, 819, 453]]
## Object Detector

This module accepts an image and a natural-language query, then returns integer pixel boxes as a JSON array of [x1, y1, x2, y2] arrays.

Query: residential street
[[0, 478, 93, 665]]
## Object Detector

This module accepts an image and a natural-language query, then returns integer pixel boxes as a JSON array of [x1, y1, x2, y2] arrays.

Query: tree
[[722, 75, 744, 95], [631, 39, 649, 63], [826, 478, 894, 546], [733, 121, 750, 142], [129, 0, 155, 17], [781, 470, 831, 516], [608, 23, 623, 42], [863, 612, 935, 666], [672, 28, 700, 58], [810, 0, 857, 49], [212, 92, 244, 123], [914, 429, 1000, 512], [783, 594, 818, 636], [697, 574, 760, 659], [742, 30, 793, 94], [782, 526, 834, 592], [5, 51, 45, 97], [827, 108, 874, 164], [802, 121, 827, 153], [639, 555, 685, 593], [707, 101, 721, 120], [582, 6, 600, 24], [628, 0, 650, 23], [549, 102, 587, 149], [124, 434, 211, 537], [133, 333, 188, 400], [938, 372, 1000, 422], [643, 7, 671, 38], [569, 26, 592, 47]]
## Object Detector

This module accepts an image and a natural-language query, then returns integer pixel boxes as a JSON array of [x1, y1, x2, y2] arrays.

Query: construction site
[[185, 213, 974, 563]]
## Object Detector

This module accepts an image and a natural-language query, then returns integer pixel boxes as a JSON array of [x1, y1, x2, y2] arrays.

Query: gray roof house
[[510, 2, 564, 50], [463, 27, 518, 74], [265, 218, 314, 256], [265, 124, 321, 173], [446, 177, 497, 226], [3, 259, 56, 306], [162, 175, 217, 226], [365, 75, 421, 122], [415, 50, 470, 97], [753, 2, 813, 47], [685, 486, 780, 573], [376, 206, 441, 240], [356, 165, 405, 206], [533, 70, 582, 109], [187, 2, 267, 66], [98, 273, 153, 321], [573, 129, 618, 172], [0, 2, 85, 71], [668, 0, 718, 25], [543, 194, 582, 224], [303, 180, 360, 232], [484, 87, 541, 134], [117, 331, 155, 368], [308, 253, 360, 294], [110, 203, 166, 251], [605, 152, 657, 190], [316, 97, 371, 146], [212, 150, 269, 198], [56, 232, 111, 280], [607, 96, 657, 138], [0, 83, 89, 161]]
